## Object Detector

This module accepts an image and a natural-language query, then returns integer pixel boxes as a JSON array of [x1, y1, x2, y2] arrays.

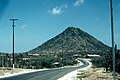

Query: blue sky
[[0, 0, 120, 53]]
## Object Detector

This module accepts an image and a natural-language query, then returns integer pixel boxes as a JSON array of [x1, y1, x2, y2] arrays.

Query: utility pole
[[110, 0, 116, 80], [10, 18, 18, 70]]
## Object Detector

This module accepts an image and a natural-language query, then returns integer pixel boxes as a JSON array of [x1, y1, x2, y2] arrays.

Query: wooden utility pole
[[110, 0, 116, 80], [10, 18, 18, 69]]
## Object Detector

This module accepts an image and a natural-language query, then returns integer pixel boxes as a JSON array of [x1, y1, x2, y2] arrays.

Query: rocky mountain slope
[[27, 27, 110, 55]]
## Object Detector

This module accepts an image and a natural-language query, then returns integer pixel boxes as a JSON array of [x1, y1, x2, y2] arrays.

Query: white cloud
[[63, 4, 68, 8], [21, 25, 27, 29], [48, 5, 68, 15], [48, 7, 62, 15], [73, 0, 85, 7]]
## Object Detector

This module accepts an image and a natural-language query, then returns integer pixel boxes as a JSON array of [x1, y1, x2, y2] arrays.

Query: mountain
[[27, 27, 110, 56]]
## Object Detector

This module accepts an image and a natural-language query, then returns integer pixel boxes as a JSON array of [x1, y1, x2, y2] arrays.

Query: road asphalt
[[1, 59, 89, 80]]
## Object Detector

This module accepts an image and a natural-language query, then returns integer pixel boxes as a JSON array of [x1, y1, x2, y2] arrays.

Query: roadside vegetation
[[91, 47, 120, 73], [0, 53, 78, 69]]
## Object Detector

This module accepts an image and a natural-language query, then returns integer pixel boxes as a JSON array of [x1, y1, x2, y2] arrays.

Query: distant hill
[[27, 27, 110, 56]]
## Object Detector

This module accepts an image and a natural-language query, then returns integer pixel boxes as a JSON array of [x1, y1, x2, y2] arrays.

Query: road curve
[[1, 59, 89, 80]]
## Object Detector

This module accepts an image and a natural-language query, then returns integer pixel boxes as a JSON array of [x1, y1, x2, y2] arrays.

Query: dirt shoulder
[[0, 67, 24, 76], [76, 67, 120, 80]]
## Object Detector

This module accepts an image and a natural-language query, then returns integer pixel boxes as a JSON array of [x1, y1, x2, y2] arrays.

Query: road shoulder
[[57, 59, 92, 80]]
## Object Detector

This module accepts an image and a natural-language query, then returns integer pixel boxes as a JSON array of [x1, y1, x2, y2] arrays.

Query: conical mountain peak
[[63, 27, 80, 34], [64, 27, 79, 32], [28, 27, 110, 55]]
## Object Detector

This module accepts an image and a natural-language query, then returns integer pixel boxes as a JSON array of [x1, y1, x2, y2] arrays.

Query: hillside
[[27, 27, 110, 56]]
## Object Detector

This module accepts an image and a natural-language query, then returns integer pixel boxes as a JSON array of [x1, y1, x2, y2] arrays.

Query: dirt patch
[[76, 67, 120, 80], [0, 67, 24, 76]]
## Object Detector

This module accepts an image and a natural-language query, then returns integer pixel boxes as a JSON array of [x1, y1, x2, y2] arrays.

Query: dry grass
[[0, 67, 24, 76], [76, 67, 120, 80]]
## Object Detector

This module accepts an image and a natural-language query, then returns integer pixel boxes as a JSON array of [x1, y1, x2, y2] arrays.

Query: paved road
[[1, 60, 89, 80]]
